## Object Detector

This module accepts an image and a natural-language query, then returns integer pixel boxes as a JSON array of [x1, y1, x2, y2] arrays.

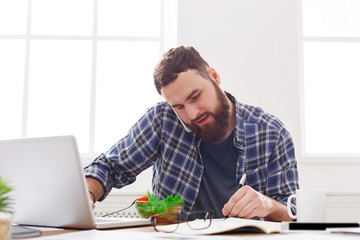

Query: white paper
[[33, 229, 242, 240]]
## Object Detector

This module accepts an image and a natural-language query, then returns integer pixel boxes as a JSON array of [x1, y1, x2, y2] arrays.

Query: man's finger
[[222, 185, 251, 216]]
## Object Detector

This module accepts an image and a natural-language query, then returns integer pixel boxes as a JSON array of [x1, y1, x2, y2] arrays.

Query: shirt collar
[[225, 92, 246, 151]]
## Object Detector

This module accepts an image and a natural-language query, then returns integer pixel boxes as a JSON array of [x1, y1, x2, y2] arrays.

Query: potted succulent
[[0, 176, 13, 240]]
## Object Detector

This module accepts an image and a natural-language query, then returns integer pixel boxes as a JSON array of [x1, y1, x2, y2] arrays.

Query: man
[[84, 46, 298, 221]]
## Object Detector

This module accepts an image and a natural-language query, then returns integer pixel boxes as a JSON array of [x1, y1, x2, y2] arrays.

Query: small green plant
[[0, 176, 13, 213]]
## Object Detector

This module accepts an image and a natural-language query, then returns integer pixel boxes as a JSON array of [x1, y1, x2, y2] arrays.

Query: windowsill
[[299, 154, 360, 163]]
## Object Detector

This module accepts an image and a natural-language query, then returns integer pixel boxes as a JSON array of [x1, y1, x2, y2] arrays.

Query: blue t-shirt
[[192, 130, 239, 218]]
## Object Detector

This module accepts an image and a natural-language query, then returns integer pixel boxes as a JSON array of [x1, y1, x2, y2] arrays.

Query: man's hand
[[222, 185, 293, 222], [89, 199, 95, 209], [86, 177, 105, 210]]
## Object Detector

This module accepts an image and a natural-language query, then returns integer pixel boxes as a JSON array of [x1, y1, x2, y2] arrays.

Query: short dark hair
[[153, 46, 210, 95]]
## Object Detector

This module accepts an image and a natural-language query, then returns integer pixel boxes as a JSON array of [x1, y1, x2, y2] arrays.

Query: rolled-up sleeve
[[84, 105, 161, 201], [267, 127, 298, 215]]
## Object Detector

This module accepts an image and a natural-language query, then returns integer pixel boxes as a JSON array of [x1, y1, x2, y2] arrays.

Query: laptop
[[0, 135, 151, 229]]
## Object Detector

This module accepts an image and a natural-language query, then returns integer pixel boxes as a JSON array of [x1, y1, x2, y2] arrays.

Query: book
[[156, 217, 281, 235]]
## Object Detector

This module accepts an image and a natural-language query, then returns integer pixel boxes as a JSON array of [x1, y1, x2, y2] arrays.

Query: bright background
[[1, 0, 359, 203]]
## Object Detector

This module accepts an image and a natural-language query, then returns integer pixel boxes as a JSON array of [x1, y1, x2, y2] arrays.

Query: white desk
[[16, 226, 360, 240]]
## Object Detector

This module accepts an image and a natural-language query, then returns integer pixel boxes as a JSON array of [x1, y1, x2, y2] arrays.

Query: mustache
[[191, 112, 210, 124]]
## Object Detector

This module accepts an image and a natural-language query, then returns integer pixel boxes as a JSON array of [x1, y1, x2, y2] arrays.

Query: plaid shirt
[[84, 93, 299, 216]]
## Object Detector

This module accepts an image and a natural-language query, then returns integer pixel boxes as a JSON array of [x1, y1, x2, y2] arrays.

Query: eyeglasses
[[150, 210, 214, 233]]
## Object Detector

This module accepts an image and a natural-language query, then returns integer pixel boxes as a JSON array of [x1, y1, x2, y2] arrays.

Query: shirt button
[[200, 170, 204, 173]]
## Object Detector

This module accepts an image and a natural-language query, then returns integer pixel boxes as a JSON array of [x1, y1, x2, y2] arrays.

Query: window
[[301, 0, 360, 158], [0, 0, 177, 160]]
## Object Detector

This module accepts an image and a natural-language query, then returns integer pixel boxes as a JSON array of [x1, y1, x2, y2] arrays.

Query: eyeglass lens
[[187, 211, 213, 230], [152, 211, 213, 233], [152, 214, 180, 232]]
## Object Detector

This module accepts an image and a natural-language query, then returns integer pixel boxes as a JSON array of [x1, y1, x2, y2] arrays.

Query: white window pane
[[27, 40, 92, 152], [31, 0, 93, 35], [304, 42, 360, 154], [95, 41, 160, 152], [98, 0, 160, 37], [0, 40, 26, 139], [0, 0, 28, 34], [303, 0, 360, 37]]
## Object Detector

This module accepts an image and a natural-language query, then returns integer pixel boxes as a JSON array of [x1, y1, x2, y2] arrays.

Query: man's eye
[[177, 105, 184, 110], [192, 93, 200, 101]]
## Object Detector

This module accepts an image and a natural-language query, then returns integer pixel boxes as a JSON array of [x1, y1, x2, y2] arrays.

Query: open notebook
[[0, 135, 150, 229], [156, 217, 281, 235]]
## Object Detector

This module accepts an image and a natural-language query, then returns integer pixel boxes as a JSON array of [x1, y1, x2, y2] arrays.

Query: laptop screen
[[0, 135, 96, 229]]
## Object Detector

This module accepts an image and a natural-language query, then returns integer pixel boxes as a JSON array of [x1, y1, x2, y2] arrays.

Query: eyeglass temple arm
[[101, 199, 136, 217], [203, 212, 210, 221]]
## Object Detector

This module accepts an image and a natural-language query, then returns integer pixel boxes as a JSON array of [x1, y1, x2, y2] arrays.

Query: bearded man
[[84, 46, 299, 221]]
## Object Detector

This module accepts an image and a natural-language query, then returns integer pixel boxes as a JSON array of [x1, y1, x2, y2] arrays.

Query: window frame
[[298, 0, 360, 163], [0, 0, 177, 162]]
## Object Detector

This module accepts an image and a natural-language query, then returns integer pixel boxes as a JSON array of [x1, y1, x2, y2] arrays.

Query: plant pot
[[0, 212, 12, 240]]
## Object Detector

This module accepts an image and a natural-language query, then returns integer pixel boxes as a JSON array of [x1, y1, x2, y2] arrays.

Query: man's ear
[[208, 67, 221, 85]]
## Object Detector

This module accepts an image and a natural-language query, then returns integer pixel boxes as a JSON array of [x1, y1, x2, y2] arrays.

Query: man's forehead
[[160, 71, 207, 104]]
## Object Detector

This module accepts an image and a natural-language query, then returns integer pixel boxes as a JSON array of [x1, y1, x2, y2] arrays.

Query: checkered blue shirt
[[84, 93, 299, 216]]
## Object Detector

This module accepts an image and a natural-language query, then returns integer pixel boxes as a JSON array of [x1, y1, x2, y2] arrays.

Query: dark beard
[[186, 81, 231, 143]]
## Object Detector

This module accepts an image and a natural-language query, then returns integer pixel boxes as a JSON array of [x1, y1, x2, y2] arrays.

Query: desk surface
[[15, 226, 266, 239], [15, 225, 360, 240]]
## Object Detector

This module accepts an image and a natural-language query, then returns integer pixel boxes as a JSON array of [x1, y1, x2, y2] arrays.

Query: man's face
[[161, 69, 230, 143]]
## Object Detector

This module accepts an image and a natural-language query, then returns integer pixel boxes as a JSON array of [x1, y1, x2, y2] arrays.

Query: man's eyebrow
[[185, 89, 200, 101], [171, 89, 200, 108]]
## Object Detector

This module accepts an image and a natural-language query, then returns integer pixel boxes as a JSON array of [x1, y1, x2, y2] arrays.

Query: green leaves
[[136, 191, 184, 218], [0, 176, 13, 213]]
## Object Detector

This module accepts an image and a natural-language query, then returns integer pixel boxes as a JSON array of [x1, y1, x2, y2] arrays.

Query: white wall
[[178, 0, 299, 139], [178, 0, 299, 153]]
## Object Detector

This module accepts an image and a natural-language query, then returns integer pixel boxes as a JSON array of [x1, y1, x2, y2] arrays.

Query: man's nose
[[185, 104, 199, 120]]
